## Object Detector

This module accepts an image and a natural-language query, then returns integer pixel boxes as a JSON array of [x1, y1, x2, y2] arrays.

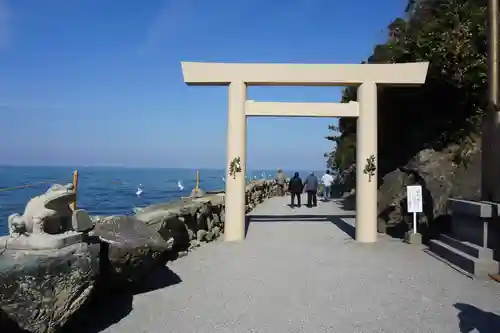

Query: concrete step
[[429, 239, 476, 276], [428, 239, 500, 279], [438, 234, 493, 260], [424, 248, 475, 279]]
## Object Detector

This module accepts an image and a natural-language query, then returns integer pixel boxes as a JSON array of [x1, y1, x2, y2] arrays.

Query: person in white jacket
[[320, 170, 334, 202]]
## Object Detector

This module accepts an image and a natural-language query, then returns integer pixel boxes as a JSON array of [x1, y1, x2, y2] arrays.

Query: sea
[[0, 166, 321, 235]]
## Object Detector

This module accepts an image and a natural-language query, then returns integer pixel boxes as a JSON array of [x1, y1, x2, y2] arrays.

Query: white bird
[[177, 180, 184, 191], [221, 176, 225, 182], [261, 172, 265, 179], [136, 184, 143, 197]]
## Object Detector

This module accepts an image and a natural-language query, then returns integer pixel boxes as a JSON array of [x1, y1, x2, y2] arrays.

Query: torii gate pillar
[[356, 82, 378, 242], [225, 81, 247, 241], [181, 61, 429, 243]]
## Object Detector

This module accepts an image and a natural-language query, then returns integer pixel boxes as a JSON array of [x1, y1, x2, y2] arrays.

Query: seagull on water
[[177, 180, 184, 191], [136, 184, 143, 197]]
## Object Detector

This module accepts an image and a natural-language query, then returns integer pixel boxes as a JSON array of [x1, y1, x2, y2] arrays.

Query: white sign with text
[[407, 185, 423, 234], [407, 185, 423, 213]]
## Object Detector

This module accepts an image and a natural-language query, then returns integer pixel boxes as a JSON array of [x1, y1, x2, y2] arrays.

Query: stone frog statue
[[8, 183, 78, 236]]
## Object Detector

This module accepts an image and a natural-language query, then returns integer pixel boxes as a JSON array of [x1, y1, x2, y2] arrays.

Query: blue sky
[[0, 0, 407, 169]]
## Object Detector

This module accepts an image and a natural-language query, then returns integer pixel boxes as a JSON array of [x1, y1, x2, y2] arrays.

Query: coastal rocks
[[0, 179, 278, 333], [91, 215, 174, 289], [0, 241, 100, 333]]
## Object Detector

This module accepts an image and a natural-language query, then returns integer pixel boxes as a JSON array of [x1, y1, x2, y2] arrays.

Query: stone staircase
[[427, 199, 500, 279], [428, 234, 498, 278]]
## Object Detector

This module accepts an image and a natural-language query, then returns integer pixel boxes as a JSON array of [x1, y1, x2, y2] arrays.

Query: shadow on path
[[454, 303, 500, 333], [334, 194, 356, 211], [60, 264, 182, 333], [246, 214, 356, 239]]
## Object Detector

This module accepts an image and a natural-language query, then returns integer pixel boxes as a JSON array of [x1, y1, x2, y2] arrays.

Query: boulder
[[135, 208, 192, 252], [91, 215, 173, 289], [377, 144, 481, 239], [0, 241, 100, 333], [134, 194, 227, 251]]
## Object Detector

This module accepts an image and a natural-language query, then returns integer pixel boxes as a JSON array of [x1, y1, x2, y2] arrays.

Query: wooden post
[[196, 170, 200, 193], [71, 170, 79, 211]]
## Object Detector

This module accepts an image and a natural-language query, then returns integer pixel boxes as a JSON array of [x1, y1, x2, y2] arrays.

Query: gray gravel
[[100, 195, 500, 333]]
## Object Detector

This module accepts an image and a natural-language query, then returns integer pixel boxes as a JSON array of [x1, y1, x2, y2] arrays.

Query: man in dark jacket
[[304, 172, 319, 207], [288, 172, 303, 207]]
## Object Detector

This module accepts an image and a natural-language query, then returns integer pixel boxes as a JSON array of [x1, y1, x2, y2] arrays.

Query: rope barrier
[[0, 170, 78, 194], [0, 181, 57, 193], [0, 169, 215, 195]]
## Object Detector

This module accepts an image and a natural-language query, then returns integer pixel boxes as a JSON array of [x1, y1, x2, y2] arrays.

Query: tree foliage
[[327, 0, 488, 180]]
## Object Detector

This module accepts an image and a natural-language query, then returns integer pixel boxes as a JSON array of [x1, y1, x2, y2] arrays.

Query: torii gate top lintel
[[181, 61, 429, 86]]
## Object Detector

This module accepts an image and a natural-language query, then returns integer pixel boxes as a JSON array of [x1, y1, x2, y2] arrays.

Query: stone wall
[[0, 179, 278, 333], [133, 179, 278, 255]]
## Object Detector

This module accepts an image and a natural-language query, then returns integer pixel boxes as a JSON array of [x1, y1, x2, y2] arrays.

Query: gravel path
[[99, 195, 500, 333]]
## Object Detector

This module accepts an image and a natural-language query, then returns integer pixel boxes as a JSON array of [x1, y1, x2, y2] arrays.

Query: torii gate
[[181, 61, 429, 243]]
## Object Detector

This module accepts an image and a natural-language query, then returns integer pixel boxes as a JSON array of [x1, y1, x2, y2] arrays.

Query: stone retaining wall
[[0, 179, 278, 333], [134, 179, 278, 254]]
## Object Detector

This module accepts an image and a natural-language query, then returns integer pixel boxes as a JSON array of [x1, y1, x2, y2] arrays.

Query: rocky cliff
[[327, 0, 487, 241]]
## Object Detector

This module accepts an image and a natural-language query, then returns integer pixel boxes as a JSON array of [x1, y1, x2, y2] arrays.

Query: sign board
[[407, 185, 423, 213]]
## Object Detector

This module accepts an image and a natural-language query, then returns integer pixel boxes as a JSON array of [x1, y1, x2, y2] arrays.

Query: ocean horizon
[[0, 166, 324, 235]]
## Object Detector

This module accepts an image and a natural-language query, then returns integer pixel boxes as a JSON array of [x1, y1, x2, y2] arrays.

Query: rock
[[177, 251, 188, 258], [212, 226, 220, 238], [196, 229, 207, 242], [189, 239, 200, 249], [377, 142, 481, 239], [135, 209, 192, 252], [0, 242, 100, 333], [91, 215, 173, 289]]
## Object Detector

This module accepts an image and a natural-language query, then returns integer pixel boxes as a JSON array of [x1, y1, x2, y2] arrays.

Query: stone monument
[[1, 183, 94, 250]]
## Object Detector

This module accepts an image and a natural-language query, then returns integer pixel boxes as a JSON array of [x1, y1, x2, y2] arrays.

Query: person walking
[[275, 169, 286, 196], [321, 170, 334, 202], [288, 172, 303, 207], [304, 172, 319, 207]]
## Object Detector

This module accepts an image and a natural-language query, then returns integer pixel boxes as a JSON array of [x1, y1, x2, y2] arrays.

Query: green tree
[[327, 0, 488, 183]]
